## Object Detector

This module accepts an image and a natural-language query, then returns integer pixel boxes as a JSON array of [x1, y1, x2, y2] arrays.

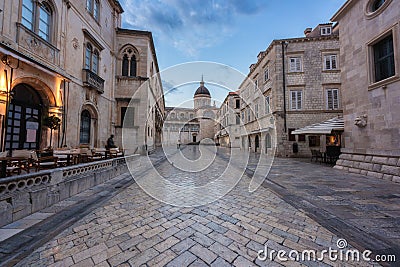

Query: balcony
[[16, 23, 60, 66], [82, 69, 105, 94]]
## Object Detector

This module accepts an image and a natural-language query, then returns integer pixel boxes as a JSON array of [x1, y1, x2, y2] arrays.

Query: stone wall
[[0, 155, 139, 227], [331, 0, 400, 179], [334, 152, 400, 183]]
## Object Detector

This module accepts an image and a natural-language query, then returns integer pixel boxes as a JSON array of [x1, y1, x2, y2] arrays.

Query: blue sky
[[119, 0, 347, 107]]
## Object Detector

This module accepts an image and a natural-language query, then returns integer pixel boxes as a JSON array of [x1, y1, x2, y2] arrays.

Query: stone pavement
[[0, 146, 393, 266], [232, 149, 400, 263]]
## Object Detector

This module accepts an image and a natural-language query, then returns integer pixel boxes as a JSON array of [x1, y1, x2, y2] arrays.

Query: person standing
[[106, 134, 117, 149]]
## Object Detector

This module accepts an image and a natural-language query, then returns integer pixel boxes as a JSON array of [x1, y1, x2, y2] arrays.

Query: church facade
[[163, 79, 218, 146]]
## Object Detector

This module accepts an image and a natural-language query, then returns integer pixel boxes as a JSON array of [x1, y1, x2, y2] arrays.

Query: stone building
[[0, 0, 164, 154], [331, 0, 400, 182], [163, 79, 218, 146], [239, 23, 342, 157], [215, 91, 241, 148], [163, 107, 199, 146], [116, 29, 164, 155]]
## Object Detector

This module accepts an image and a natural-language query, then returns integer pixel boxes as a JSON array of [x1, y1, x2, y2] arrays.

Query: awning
[[291, 116, 344, 135], [250, 127, 274, 134]]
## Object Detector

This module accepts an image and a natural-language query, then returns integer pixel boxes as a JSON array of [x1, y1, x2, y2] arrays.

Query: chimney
[[304, 27, 312, 36]]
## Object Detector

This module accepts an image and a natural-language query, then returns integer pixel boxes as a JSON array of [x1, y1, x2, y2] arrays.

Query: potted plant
[[43, 115, 61, 150]]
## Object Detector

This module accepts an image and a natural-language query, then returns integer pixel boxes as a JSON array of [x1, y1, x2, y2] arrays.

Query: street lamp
[[1, 55, 20, 152]]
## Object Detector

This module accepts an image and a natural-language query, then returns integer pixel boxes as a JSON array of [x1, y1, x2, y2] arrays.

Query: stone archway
[[5, 84, 45, 150], [11, 77, 58, 107], [79, 103, 99, 147]]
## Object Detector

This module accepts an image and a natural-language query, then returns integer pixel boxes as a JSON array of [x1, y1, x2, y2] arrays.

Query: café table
[[0, 156, 29, 178], [53, 151, 81, 166]]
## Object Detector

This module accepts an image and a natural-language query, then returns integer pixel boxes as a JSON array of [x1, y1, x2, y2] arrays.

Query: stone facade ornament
[[72, 38, 79, 50], [354, 114, 368, 127]]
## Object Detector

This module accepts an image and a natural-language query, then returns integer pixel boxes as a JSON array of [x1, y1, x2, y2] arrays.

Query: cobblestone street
[[2, 146, 395, 266]]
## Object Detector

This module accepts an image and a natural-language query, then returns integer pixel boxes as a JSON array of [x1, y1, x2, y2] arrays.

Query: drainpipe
[[281, 41, 287, 133]]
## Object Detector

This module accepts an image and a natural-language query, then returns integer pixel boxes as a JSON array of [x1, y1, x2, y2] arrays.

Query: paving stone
[[147, 249, 177, 266], [72, 243, 107, 263], [218, 214, 239, 224], [210, 257, 232, 267], [232, 255, 257, 266], [209, 241, 238, 263], [158, 226, 180, 239], [272, 228, 300, 243], [105, 233, 131, 248], [166, 251, 197, 267], [225, 230, 250, 245], [192, 232, 215, 247], [136, 235, 163, 252], [142, 225, 165, 238], [207, 231, 234, 246], [189, 244, 218, 264], [154, 236, 180, 252], [128, 247, 159, 266], [174, 227, 197, 240], [118, 235, 146, 251], [206, 222, 228, 234], [190, 222, 213, 235], [7, 149, 399, 267], [107, 248, 140, 266], [188, 258, 209, 267], [171, 238, 197, 255]]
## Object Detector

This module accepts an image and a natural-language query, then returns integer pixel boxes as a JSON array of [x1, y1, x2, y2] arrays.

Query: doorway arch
[[79, 103, 99, 147], [6, 84, 43, 150]]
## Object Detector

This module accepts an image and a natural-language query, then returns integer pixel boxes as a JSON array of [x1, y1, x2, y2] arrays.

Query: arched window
[[92, 50, 99, 74], [85, 43, 92, 69], [120, 47, 138, 77], [21, 0, 53, 42], [84, 43, 100, 74], [130, 55, 137, 76], [80, 110, 91, 144], [38, 4, 51, 40], [122, 54, 129, 76]]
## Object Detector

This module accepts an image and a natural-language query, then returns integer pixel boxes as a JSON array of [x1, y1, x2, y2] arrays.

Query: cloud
[[119, 0, 265, 56]]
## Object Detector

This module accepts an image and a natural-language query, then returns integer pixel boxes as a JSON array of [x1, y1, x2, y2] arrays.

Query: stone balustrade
[[0, 155, 139, 227]]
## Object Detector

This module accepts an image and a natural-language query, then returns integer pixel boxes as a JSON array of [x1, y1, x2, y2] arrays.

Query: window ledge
[[322, 69, 340, 73], [287, 71, 304, 74], [368, 75, 400, 90]]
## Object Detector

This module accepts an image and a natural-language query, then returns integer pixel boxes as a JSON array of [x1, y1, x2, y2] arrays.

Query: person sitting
[[106, 134, 117, 149]]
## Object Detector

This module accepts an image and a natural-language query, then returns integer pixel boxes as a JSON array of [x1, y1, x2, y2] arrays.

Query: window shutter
[[327, 89, 333, 109], [296, 58, 301, 71], [290, 58, 295, 72], [297, 91, 302, 110], [325, 56, 331, 70], [331, 55, 337, 69], [333, 89, 339, 109], [291, 91, 296, 110]]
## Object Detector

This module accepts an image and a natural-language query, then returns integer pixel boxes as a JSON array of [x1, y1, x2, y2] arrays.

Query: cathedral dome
[[194, 76, 211, 97], [194, 85, 210, 96]]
